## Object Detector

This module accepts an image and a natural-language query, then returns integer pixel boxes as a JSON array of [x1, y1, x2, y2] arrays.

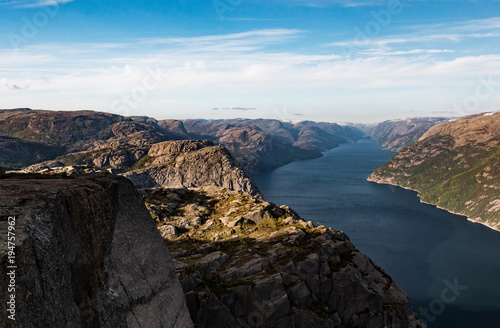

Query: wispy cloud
[[0, 0, 73, 8], [276, 0, 388, 8], [141, 29, 304, 52], [327, 17, 500, 56], [1, 26, 499, 120]]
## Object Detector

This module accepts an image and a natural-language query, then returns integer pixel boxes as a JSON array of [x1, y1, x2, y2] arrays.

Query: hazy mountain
[[370, 117, 449, 152]]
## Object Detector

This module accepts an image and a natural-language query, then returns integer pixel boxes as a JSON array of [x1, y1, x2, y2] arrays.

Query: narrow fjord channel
[[253, 139, 500, 328]]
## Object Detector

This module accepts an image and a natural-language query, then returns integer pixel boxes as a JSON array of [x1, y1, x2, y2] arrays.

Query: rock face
[[124, 140, 262, 197], [0, 174, 193, 328], [370, 117, 449, 152], [141, 186, 424, 328], [369, 111, 500, 231]]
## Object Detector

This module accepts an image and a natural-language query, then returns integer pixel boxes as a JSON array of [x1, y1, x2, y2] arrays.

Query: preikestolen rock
[[0, 175, 193, 328]]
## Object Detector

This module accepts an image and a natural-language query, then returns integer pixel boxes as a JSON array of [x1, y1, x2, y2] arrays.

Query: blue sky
[[1, 0, 500, 122]]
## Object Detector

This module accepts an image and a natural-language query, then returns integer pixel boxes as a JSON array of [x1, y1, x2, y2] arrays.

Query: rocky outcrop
[[0, 174, 193, 328], [142, 186, 424, 328], [370, 117, 449, 152], [369, 111, 500, 231], [124, 140, 262, 197]]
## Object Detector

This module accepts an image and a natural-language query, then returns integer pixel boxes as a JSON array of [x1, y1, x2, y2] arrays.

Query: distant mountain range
[[1, 108, 448, 175], [369, 111, 500, 231]]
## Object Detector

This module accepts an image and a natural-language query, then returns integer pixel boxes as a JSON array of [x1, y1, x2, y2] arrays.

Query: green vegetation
[[130, 154, 152, 171], [372, 136, 500, 227]]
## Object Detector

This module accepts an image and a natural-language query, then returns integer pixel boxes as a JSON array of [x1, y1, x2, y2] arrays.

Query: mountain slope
[[370, 117, 449, 152], [368, 112, 500, 231], [0, 109, 170, 169]]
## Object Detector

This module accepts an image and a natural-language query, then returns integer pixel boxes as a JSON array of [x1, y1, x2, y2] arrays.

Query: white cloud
[[265, 0, 389, 8], [1, 28, 499, 121], [0, 0, 73, 8]]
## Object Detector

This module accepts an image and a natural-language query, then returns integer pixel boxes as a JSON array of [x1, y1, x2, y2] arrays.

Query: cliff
[[369, 111, 500, 231], [370, 117, 449, 152], [123, 140, 262, 197], [142, 186, 424, 328], [0, 174, 193, 328]]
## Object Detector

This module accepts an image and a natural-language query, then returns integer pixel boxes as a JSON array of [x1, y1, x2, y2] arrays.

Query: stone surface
[[0, 175, 193, 328], [124, 140, 262, 197]]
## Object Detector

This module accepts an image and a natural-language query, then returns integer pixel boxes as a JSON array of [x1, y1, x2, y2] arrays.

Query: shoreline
[[367, 176, 500, 233]]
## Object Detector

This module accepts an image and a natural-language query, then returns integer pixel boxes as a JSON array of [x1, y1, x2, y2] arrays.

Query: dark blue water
[[253, 139, 500, 328]]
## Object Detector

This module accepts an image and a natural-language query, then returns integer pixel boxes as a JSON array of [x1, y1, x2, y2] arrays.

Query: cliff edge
[[0, 174, 193, 328]]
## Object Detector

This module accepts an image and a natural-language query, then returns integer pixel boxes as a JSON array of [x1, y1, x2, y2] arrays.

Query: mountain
[[0, 109, 364, 177], [370, 117, 449, 152], [123, 140, 262, 197], [142, 185, 424, 328], [369, 111, 500, 231], [183, 119, 364, 174], [0, 136, 63, 169], [0, 109, 258, 196], [0, 174, 193, 327], [0, 109, 168, 169]]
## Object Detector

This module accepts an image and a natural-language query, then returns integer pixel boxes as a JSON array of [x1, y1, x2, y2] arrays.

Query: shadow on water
[[253, 139, 500, 328]]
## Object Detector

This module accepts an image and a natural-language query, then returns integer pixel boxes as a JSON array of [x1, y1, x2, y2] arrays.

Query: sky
[[1, 0, 500, 123]]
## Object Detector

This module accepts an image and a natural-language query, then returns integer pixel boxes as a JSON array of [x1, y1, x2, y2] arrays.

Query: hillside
[[141, 185, 424, 328], [369, 111, 500, 231], [370, 117, 449, 152], [0, 109, 170, 169]]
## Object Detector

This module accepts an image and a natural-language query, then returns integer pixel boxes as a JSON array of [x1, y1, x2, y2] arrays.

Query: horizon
[[2, 106, 472, 125], [1, 0, 500, 122]]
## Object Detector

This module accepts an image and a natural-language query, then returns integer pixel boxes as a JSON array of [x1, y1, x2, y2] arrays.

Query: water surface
[[253, 139, 500, 328]]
